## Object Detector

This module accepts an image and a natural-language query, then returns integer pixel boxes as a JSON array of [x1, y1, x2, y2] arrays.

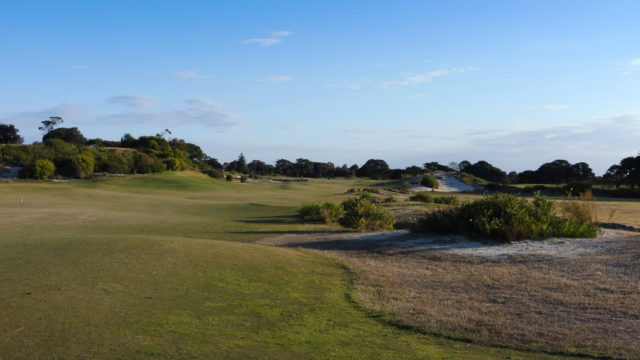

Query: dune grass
[[1, 172, 579, 359]]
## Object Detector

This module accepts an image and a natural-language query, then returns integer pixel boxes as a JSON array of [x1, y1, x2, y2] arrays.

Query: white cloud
[[542, 105, 571, 110], [379, 68, 467, 88], [243, 30, 292, 46], [71, 64, 87, 70], [258, 75, 293, 83], [631, 58, 640, 66], [109, 95, 156, 108]]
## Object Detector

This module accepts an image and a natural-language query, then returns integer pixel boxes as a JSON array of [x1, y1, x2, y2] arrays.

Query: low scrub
[[298, 201, 345, 224], [410, 193, 598, 242], [298, 194, 395, 231], [559, 190, 598, 224], [340, 194, 395, 231], [409, 193, 459, 205]]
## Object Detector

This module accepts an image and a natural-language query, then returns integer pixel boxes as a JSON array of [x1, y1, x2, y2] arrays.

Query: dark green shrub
[[433, 195, 459, 205], [410, 192, 433, 203], [203, 168, 224, 179], [420, 175, 439, 189], [340, 193, 395, 231], [240, 175, 248, 183], [410, 193, 597, 242], [298, 201, 345, 224], [226, 175, 233, 182], [397, 180, 411, 192]]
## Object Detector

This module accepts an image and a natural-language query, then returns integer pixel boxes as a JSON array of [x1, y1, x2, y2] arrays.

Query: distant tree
[[248, 160, 274, 175], [204, 157, 223, 169], [405, 165, 424, 176], [334, 164, 352, 177], [571, 162, 594, 181], [536, 160, 574, 184], [461, 160, 508, 184], [458, 160, 472, 171], [295, 158, 314, 177], [423, 162, 450, 171], [275, 159, 295, 176], [507, 171, 519, 184], [356, 159, 389, 179], [121, 133, 136, 148], [236, 153, 247, 173], [448, 162, 459, 171], [43, 127, 87, 145], [606, 156, 640, 188], [39, 116, 63, 133], [0, 124, 23, 144]]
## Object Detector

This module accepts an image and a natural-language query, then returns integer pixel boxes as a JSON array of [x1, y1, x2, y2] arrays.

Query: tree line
[[1, 120, 639, 188]]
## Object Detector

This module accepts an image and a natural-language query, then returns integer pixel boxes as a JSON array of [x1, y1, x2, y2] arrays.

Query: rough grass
[[264, 232, 640, 359], [0, 172, 568, 359]]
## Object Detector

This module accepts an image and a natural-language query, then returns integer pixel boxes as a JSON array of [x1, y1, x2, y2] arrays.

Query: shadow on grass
[[238, 214, 299, 225]]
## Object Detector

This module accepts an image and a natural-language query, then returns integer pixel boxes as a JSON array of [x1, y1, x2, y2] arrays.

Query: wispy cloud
[[278, 122, 301, 129], [71, 64, 88, 70], [403, 93, 429, 100], [258, 75, 293, 83], [109, 95, 156, 108], [461, 113, 640, 173], [631, 58, 640, 66], [379, 68, 468, 88], [99, 98, 244, 131], [542, 105, 571, 110], [243, 30, 292, 46]]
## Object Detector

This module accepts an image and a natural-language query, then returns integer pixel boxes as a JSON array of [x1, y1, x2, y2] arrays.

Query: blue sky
[[1, 1, 639, 174]]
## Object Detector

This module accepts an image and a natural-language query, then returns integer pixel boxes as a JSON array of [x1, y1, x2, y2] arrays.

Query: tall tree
[[39, 116, 63, 133], [0, 123, 23, 144]]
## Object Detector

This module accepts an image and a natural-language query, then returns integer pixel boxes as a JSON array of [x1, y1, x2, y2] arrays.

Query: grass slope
[[1, 172, 573, 359]]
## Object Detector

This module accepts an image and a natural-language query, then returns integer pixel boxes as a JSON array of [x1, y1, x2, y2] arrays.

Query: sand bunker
[[411, 172, 478, 193], [264, 230, 628, 259]]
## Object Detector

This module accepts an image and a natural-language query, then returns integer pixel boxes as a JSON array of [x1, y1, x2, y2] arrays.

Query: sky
[[1, 0, 639, 175]]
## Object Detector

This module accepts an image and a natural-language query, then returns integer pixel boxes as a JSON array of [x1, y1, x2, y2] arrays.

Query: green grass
[[0, 172, 577, 358]]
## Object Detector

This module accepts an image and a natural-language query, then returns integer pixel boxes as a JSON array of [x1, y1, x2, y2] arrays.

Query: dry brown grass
[[263, 232, 640, 359]]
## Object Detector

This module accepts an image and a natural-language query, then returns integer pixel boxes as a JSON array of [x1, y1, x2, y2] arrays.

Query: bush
[[298, 201, 345, 224], [559, 190, 597, 224], [240, 175, 248, 183], [420, 175, 439, 189], [410, 192, 432, 203], [203, 168, 224, 179], [433, 195, 459, 205], [397, 180, 411, 192], [340, 193, 395, 231], [32, 159, 55, 180], [226, 175, 233, 182], [410, 193, 597, 242], [71, 153, 94, 178], [410, 192, 458, 205]]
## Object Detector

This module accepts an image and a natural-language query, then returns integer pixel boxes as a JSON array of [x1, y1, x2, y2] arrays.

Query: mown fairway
[[1, 172, 578, 359]]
